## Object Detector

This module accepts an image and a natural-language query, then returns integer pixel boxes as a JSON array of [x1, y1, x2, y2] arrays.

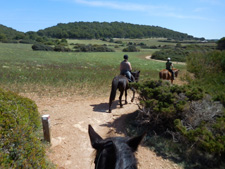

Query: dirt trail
[[145, 55, 186, 65], [22, 91, 182, 169]]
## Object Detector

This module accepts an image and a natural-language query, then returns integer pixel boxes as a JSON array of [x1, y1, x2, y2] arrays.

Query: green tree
[[217, 37, 225, 50], [0, 33, 7, 41]]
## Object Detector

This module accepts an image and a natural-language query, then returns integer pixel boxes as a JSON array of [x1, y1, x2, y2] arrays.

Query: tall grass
[[0, 42, 186, 96], [186, 50, 225, 105]]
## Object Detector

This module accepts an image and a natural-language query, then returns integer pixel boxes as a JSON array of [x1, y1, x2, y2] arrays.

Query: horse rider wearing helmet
[[166, 57, 175, 80], [120, 54, 134, 82]]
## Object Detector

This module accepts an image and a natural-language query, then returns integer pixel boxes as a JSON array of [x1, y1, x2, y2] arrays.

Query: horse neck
[[114, 139, 137, 169], [131, 72, 139, 82], [95, 140, 116, 169]]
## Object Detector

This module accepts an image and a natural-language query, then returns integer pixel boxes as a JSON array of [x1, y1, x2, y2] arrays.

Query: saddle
[[120, 73, 134, 82]]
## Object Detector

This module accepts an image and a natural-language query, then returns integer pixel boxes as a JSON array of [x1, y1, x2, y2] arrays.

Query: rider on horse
[[166, 57, 175, 80], [120, 55, 134, 82]]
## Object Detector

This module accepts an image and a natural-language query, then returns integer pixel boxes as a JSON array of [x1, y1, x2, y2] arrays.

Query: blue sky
[[1, 0, 224, 39]]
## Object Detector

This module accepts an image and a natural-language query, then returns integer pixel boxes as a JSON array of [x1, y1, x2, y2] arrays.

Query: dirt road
[[145, 56, 186, 65], [22, 91, 182, 169]]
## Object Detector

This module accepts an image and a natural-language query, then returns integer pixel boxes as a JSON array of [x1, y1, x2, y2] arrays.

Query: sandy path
[[22, 91, 182, 169], [145, 55, 186, 65]]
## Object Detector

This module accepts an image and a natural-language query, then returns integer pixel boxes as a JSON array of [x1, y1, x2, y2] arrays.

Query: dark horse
[[109, 71, 140, 113], [88, 125, 145, 169]]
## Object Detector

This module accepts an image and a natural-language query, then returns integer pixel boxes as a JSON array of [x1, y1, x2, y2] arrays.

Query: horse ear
[[127, 133, 145, 152], [88, 125, 103, 149]]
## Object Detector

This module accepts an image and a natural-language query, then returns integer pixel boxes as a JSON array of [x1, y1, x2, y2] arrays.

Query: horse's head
[[131, 70, 140, 82], [88, 125, 145, 169], [172, 68, 179, 77]]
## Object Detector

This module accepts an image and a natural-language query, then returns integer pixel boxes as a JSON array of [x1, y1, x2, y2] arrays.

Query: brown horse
[[159, 68, 179, 84]]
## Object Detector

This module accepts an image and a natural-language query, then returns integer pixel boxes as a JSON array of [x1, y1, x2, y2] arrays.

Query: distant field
[[0, 41, 186, 96]]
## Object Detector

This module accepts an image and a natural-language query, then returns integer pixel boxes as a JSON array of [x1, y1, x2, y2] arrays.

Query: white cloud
[[71, 0, 210, 21], [193, 7, 208, 12], [74, 0, 171, 12], [198, 0, 221, 5]]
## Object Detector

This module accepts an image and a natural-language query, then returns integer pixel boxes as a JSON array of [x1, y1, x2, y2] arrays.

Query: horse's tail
[[110, 77, 119, 102], [109, 77, 119, 113]]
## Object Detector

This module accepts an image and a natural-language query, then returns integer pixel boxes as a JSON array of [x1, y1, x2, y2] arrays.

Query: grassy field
[[0, 41, 186, 96]]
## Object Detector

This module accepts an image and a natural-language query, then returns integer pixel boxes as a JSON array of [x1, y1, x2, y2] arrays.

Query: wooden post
[[42, 114, 51, 143]]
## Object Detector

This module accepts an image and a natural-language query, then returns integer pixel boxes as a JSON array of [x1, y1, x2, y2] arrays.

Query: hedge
[[0, 88, 52, 168]]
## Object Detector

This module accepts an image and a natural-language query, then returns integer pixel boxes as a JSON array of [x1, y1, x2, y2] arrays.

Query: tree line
[[0, 22, 205, 42], [37, 21, 202, 40]]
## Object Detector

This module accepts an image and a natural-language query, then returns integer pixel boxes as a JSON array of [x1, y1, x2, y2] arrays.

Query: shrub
[[54, 45, 71, 52], [122, 45, 140, 52], [217, 37, 225, 50], [0, 88, 52, 168], [32, 43, 53, 51], [186, 50, 225, 105], [133, 80, 225, 157], [74, 44, 114, 52]]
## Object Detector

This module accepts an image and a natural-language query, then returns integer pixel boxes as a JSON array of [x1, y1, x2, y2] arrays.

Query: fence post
[[42, 114, 51, 143]]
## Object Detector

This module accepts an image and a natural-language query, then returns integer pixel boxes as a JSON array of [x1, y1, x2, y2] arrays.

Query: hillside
[[0, 24, 25, 40], [37, 21, 202, 40], [0, 22, 204, 41]]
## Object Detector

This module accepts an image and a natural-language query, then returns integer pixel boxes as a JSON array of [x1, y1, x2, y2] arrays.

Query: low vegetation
[[152, 43, 216, 62], [131, 80, 224, 168], [186, 50, 225, 106], [129, 47, 225, 168], [0, 88, 53, 168]]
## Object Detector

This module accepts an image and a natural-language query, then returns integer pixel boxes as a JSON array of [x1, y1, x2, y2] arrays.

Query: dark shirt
[[166, 61, 173, 69]]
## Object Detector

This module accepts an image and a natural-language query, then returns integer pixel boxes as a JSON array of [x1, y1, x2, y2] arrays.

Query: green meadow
[[0, 41, 185, 96]]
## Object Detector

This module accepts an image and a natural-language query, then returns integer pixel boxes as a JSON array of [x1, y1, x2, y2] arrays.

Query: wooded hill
[[0, 22, 204, 41], [0, 24, 25, 41], [37, 22, 203, 40]]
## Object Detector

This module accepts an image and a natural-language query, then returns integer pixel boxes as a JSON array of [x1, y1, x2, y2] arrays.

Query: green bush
[[186, 50, 225, 105], [174, 116, 225, 156], [151, 48, 188, 62], [32, 43, 53, 51], [217, 37, 225, 50], [132, 80, 205, 130], [152, 44, 215, 62], [122, 45, 140, 52], [54, 45, 71, 52], [0, 88, 52, 168], [74, 44, 114, 52], [133, 80, 225, 158]]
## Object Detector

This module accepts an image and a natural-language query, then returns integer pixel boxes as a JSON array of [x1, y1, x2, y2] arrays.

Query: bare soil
[[22, 91, 182, 169]]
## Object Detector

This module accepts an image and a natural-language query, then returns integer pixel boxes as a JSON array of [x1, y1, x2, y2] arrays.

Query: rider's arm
[[128, 62, 132, 71]]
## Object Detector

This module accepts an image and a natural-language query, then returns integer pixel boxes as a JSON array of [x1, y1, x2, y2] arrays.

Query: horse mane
[[113, 137, 138, 169]]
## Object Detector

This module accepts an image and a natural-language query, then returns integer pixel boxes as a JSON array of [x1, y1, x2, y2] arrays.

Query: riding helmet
[[124, 55, 128, 60]]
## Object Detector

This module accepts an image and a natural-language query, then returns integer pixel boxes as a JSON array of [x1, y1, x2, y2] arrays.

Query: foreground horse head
[[159, 68, 179, 84], [88, 125, 145, 169], [109, 71, 140, 113]]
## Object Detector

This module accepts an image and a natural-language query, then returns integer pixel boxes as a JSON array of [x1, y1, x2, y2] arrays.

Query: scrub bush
[[0, 88, 52, 168], [132, 80, 225, 158]]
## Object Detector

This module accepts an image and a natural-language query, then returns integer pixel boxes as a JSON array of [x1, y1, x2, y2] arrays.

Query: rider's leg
[[125, 71, 132, 82], [168, 69, 174, 80]]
